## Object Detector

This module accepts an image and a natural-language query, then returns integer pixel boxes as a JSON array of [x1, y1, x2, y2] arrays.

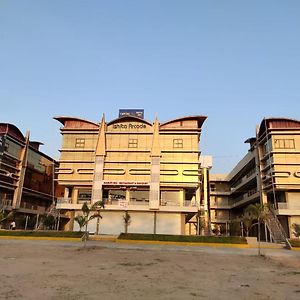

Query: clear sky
[[1, 1, 299, 173]]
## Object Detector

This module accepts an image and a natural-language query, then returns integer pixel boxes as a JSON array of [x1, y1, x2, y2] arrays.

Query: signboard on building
[[103, 181, 149, 186], [119, 109, 144, 119], [118, 200, 128, 208]]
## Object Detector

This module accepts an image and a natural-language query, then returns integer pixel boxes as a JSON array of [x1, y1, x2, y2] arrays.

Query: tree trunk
[[258, 220, 261, 256], [84, 223, 88, 248]]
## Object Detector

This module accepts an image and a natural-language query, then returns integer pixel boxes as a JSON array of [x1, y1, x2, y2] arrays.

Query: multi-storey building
[[0, 123, 56, 229], [55, 111, 208, 235], [210, 117, 300, 238], [257, 117, 300, 237], [209, 174, 231, 235]]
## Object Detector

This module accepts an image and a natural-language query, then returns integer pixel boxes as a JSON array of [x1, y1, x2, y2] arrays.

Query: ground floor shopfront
[[58, 184, 201, 235]]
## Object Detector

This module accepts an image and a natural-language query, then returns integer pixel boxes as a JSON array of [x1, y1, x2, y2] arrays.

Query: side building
[[0, 123, 57, 229], [210, 117, 300, 238], [55, 112, 208, 235]]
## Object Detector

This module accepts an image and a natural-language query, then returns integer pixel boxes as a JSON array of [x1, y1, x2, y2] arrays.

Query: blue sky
[[1, 1, 300, 173]]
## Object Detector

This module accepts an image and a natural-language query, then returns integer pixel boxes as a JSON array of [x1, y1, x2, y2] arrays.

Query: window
[[128, 139, 138, 148], [173, 139, 183, 148], [274, 139, 295, 149], [75, 138, 85, 148], [78, 190, 92, 202]]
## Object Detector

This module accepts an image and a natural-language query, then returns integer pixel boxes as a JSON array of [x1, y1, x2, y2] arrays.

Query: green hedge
[[289, 239, 300, 248], [0, 230, 84, 238], [118, 233, 247, 244]]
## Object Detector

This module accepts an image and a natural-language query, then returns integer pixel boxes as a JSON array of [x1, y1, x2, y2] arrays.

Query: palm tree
[[80, 201, 105, 247], [241, 212, 253, 237], [245, 203, 268, 255], [74, 215, 86, 232], [123, 211, 131, 234]]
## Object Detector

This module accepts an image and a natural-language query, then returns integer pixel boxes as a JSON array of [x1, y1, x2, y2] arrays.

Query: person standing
[[10, 221, 16, 230]]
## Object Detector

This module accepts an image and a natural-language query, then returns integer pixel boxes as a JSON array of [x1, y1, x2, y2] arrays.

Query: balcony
[[19, 202, 47, 213], [231, 171, 257, 194], [56, 196, 198, 212], [231, 190, 260, 208]]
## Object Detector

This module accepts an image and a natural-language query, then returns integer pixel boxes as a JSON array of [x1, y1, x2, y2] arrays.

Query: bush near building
[[118, 233, 247, 244]]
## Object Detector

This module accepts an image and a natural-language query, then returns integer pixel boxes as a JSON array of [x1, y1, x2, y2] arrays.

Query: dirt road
[[0, 239, 299, 299]]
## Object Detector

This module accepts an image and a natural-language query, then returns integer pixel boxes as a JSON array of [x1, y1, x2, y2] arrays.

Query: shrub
[[289, 239, 300, 248], [0, 230, 84, 238], [118, 233, 247, 244]]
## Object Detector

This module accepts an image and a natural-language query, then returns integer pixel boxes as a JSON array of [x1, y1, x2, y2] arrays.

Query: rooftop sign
[[119, 109, 144, 119]]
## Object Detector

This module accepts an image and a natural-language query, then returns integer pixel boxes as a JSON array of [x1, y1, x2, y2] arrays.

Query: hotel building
[[55, 111, 208, 235]]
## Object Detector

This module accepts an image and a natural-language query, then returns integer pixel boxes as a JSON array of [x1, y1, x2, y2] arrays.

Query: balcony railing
[[19, 202, 47, 212], [0, 199, 12, 207], [57, 197, 72, 204], [231, 169, 257, 192], [160, 200, 180, 206], [130, 200, 149, 205], [56, 197, 197, 208]]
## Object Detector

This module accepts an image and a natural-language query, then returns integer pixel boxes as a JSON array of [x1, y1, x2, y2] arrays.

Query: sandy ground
[[0, 239, 300, 300]]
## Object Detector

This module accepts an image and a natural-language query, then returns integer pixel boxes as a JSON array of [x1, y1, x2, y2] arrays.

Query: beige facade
[[54, 113, 207, 235]]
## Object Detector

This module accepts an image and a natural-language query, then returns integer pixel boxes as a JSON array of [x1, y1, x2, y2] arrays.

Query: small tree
[[80, 201, 105, 247], [0, 211, 14, 229], [292, 223, 300, 238], [123, 211, 131, 234], [245, 203, 268, 255], [41, 214, 56, 230]]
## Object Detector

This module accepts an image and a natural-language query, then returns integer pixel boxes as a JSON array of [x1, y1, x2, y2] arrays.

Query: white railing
[[57, 197, 72, 204]]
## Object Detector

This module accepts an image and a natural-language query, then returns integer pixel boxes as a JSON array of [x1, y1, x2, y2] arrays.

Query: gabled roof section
[[53, 116, 99, 129], [258, 117, 300, 137], [0, 123, 25, 142], [160, 116, 207, 130], [107, 115, 152, 126]]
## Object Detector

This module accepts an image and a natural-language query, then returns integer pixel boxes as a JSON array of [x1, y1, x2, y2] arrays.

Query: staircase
[[265, 208, 292, 249], [47, 204, 59, 218]]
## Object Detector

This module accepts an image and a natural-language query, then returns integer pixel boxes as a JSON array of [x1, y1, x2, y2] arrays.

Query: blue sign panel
[[119, 109, 144, 119]]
